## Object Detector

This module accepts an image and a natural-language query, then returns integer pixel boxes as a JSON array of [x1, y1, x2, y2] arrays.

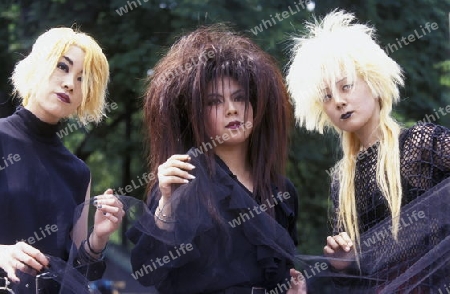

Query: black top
[[127, 148, 299, 294], [330, 123, 450, 292], [331, 123, 450, 234], [0, 107, 91, 291]]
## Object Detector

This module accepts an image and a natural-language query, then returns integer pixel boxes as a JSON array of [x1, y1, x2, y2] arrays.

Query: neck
[[356, 129, 381, 150], [214, 142, 252, 183], [355, 107, 382, 150], [24, 103, 59, 125]]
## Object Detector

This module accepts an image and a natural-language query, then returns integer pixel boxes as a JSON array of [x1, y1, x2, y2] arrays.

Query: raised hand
[[323, 232, 355, 270], [157, 154, 195, 201], [89, 189, 125, 254]]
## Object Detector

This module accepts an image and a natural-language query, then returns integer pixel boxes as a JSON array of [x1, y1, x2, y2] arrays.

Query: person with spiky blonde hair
[[287, 10, 450, 292], [0, 27, 124, 293]]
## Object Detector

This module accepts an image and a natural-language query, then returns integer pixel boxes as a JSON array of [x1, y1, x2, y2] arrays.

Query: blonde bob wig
[[287, 10, 405, 249], [11, 27, 109, 125]]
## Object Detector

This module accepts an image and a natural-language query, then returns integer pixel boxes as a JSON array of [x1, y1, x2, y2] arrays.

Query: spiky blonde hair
[[11, 27, 109, 125], [286, 10, 405, 252]]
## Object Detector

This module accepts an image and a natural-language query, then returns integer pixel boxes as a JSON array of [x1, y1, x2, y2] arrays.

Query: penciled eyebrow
[[63, 56, 73, 65], [335, 77, 347, 84]]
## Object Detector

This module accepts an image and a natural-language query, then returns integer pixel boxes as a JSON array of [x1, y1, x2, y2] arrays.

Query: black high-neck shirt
[[0, 106, 90, 260]]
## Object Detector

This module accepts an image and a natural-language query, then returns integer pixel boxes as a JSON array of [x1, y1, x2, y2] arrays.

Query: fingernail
[[189, 164, 195, 169], [183, 179, 189, 183], [188, 174, 196, 179], [93, 200, 98, 206]]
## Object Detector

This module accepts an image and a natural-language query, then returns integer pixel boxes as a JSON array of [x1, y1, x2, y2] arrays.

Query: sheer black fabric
[[325, 123, 450, 292], [0, 107, 106, 293], [126, 148, 299, 294]]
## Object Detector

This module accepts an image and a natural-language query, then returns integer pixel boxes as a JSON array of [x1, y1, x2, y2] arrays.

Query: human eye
[[233, 95, 245, 102], [323, 93, 332, 102], [207, 97, 223, 106], [342, 84, 353, 91], [57, 62, 69, 72]]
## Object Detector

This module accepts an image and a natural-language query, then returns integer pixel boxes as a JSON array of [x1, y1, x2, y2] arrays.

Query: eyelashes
[[57, 62, 69, 72], [322, 84, 354, 102], [207, 96, 246, 106], [56, 62, 83, 82]]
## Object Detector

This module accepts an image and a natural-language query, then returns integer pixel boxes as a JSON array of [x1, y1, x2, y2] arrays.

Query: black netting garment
[[126, 148, 300, 294], [327, 123, 450, 293]]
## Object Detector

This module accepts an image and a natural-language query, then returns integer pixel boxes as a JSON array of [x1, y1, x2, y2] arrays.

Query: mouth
[[225, 121, 243, 129], [56, 93, 71, 104], [340, 111, 354, 120]]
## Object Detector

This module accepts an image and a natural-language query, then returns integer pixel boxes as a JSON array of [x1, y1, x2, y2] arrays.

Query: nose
[[333, 94, 347, 110], [225, 100, 238, 116], [62, 74, 75, 91]]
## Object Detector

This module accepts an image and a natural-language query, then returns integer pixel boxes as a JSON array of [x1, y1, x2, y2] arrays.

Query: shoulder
[[401, 123, 449, 148], [72, 154, 91, 179], [279, 176, 298, 198], [0, 114, 16, 136]]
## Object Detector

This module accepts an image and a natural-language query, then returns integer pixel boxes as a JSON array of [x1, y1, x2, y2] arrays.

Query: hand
[[323, 232, 355, 270], [157, 154, 195, 201], [287, 268, 307, 294], [90, 189, 125, 251], [0, 242, 49, 283]]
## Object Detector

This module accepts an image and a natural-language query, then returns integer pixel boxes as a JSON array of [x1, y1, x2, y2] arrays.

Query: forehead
[[60, 45, 85, 68], [207, 76, 242, 93]]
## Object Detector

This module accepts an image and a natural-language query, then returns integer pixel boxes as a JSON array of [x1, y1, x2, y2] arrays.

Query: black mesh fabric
[[126, 148, 299, 293], [324, 123, 450, 293], [19, 147, 299, 293]]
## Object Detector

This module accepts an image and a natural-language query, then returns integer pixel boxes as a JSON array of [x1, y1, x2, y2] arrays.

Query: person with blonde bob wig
[[0, 27, 124, 293], [287, 10, 450, 293]]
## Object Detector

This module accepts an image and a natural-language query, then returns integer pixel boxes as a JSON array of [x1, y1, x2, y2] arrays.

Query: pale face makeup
[[26, 45, 85, 124]]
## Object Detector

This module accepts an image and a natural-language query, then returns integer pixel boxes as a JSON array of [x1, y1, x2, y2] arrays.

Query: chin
[[335, 122, 361, 133]]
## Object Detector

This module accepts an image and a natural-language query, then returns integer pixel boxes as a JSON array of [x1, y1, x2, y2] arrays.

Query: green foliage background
[[1, 0, 449, 254]]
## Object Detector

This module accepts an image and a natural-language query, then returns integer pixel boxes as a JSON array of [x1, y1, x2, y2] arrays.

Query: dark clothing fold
[[127, 148, 299, 294]]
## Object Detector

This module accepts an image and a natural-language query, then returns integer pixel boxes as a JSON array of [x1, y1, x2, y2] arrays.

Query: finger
[[326, 236, 340, 250], [94, 195, 123, 207], [339, 232, 353, 247], [17, 242, 49, 268], [97, 209, 120, 223], [161, 175, 194, 185], [5, 266, 20, 283], [160, 158, 195, 172], [96, 204, 122, 216], [323, 244, 336, 255], [93, 197, 123, 213], [289, 269, 306, 288], [168, 154, 192, 162], [103, 188, 114, 195], [19, 262, 38, 277], [160, 165, 195, 179], [333, 235, 352, 252], [93, 194, 120, 202]]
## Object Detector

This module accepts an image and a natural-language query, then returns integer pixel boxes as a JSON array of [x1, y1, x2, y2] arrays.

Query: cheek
[[323, 105, 336, 121]]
